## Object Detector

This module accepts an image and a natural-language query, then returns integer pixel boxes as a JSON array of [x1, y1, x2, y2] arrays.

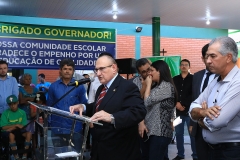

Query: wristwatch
[[110, 114, 115, 124]]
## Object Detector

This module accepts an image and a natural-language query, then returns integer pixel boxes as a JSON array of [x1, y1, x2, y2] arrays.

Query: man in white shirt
[[189, 36, 240, 159], [88, 76, 101, 104]]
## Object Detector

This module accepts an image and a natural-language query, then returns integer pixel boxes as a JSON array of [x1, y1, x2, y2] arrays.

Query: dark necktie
[[95, 85, 108, 112], [202, 72, 212, 92]]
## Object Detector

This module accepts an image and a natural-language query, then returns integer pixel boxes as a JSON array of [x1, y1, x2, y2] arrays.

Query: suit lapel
[[196, 70, 205, 95], [97, 75, 121, 111]]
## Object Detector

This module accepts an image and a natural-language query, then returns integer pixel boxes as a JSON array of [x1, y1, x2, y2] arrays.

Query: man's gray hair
[[209, 36, 238, 63]]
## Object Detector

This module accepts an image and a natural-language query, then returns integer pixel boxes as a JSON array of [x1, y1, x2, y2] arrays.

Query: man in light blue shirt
[[35, 73, 51, 99], [0, 60, 19, 114], [189, 37, 240, 159]]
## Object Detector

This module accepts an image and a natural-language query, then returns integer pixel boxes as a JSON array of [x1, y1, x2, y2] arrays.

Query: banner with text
[[0, 22, 116, 69]]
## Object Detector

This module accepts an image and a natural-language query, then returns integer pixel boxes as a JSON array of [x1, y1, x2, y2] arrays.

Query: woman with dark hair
[[139, 60, 177, 160]]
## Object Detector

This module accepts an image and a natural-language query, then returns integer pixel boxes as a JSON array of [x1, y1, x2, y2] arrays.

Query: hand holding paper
[[173, 116, 182, 127]]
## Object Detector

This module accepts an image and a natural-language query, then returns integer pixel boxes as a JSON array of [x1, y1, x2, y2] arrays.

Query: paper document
[[173, 116, 182, 127], [56, 151, 79, 158]]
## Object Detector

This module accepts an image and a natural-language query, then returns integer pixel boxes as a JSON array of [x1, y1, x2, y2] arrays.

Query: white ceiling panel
[[0, 0, 239, 29]]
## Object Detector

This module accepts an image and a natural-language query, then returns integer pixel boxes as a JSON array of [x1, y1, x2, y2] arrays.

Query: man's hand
[[145, 76, 152, 86], [90, 110, 111, 123], [198, 118, 209, 130], [89, 123, 94, 128], [176, 102, 185, 111], [139, 77, 147, 98], [15, 124, 23, 129], [201, 101, 208, 109], [199, 106, 221, 120], [5, 128, 14, 132], [69, 104, 84, 116], [171, 122, 174, 131], [189, 126, 193, 134], [140, 77, 147, 88], [138, 121, 148, 138]]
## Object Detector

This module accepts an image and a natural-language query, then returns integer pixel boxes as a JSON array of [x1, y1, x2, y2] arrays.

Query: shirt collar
[[105, 73, 118, 89], [181, 72, 191, 78], [59, 78, 75, 84], [0, 75, 9, 81], [204, 69, 210, 74], [218, 65, 239, 82]]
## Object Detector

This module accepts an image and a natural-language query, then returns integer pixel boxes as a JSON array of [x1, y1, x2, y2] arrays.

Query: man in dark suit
[[189, 43, 216, 160], [70, 52, 147, 160]]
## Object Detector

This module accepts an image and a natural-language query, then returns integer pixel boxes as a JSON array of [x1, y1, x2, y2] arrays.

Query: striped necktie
[[95, 85, 108, 112]]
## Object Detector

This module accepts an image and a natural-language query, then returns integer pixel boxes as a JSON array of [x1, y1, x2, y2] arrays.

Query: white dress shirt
[[189, 66, 240, 144], [88, 77, 101, 103]]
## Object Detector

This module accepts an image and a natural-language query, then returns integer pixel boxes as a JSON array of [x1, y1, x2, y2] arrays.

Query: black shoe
[[193, 159, 198, 160], [172, 155, 185, 160]]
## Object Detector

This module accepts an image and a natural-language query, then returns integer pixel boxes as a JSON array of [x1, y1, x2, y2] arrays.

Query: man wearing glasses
[[70, 52, 146, 160], [131, 58, 151, 98], [131, 58, 152, 159]]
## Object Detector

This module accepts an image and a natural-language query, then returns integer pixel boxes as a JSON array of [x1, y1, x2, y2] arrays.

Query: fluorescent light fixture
[[113, 2, 117, 10]]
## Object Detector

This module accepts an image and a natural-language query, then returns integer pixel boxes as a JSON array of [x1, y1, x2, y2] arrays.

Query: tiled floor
[[168, 136, 193, 160]]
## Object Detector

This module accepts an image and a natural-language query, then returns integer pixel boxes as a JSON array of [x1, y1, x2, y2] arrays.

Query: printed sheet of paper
[[173, 116, 182, 127], [56, 151, 79, 158]]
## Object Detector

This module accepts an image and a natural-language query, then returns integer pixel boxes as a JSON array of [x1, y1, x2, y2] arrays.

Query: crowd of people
[[0, 36, 240, 160]]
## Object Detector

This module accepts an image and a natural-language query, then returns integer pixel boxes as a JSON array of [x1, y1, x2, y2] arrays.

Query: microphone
[[68, 78, 94, 86]]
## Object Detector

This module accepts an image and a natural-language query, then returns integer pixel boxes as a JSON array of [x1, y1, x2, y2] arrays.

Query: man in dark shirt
[[172, 59, 197, 160], [189, 44, 217, 160]]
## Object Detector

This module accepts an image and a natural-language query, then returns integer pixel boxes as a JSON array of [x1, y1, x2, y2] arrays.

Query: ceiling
[[0, 0, 240, 30]]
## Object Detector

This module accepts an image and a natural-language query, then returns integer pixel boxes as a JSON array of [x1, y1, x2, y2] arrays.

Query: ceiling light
[[113, 11, 118, 19], [113, 14, 117, 19], [206, 19, 210, 25]]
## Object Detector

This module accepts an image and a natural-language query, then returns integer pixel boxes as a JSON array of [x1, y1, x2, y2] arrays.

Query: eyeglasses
[[94, 64, 113, 73], [140, 67, 151, 75], [180, 64, 189, 67]]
